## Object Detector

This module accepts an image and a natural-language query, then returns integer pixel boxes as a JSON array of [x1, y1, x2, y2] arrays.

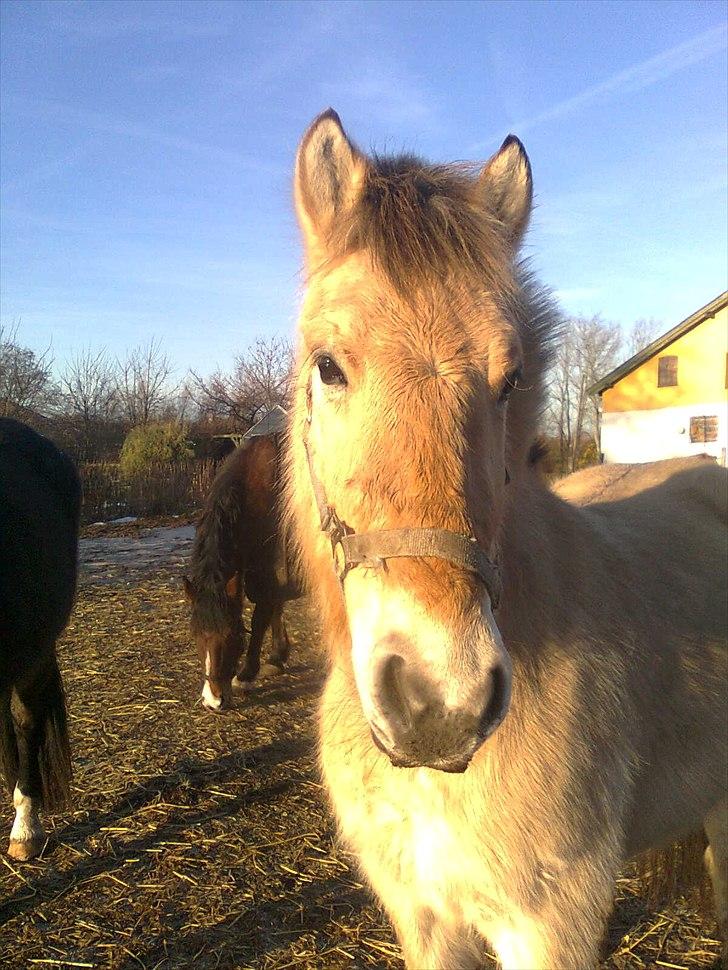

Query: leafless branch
[[116, 337, 176, 426], [188, 335, 293, 429], [0, 320, 58, 419]]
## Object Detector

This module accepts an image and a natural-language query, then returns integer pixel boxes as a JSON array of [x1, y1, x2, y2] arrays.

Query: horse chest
[[324, 719, 499, 922], [399, 774, 495, 913]]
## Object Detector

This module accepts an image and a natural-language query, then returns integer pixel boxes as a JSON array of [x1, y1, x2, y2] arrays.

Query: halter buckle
[[323, 508, 351, 581]]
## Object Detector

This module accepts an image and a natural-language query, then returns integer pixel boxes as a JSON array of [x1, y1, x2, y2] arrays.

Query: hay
[[0, 542, 723, 969]]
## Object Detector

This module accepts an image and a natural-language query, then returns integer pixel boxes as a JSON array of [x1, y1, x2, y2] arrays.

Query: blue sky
[[1, 0, 726, 379]]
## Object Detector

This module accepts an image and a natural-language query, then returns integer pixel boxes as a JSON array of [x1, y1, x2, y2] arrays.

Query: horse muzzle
[[364, 641, 511, 772]]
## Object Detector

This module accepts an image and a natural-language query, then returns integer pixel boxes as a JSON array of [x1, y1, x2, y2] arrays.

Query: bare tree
[[547, 315, 622, 472], [59, 347, 120, 459], [160, 385, 195, 424], [625, 317, 661, 357], [61, 347, 118, 424], [116, 337, 175, 427], [186, 367, 253, 427], [0, 321, 57, 419], [188, 334, 293, 428]]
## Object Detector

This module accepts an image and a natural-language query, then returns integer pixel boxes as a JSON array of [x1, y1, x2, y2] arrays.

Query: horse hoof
[[8, 836, 45, 861], [231, 676, 254, 693], [260, 663, 285, 678]]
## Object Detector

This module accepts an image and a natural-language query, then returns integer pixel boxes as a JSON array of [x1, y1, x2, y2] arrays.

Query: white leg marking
[[231, 675, 253, 692], [201, 679, 223, 710], [705, 801, 728, 932], [8, 785, 45, 860]]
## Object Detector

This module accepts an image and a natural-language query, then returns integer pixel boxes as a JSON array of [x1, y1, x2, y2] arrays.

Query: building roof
[[243, 404, 288, 438], [588, 291, 728, 396]]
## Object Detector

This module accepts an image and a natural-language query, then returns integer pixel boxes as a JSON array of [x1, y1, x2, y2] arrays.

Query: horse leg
[[235, 598, 274, 688], [9, 683, 46, 861], [704, 800, 728, 957], [0, 690, 22, 854], [392, 907, 484, 970], [262, 600, 291, 675], [349, 835, 485, 968], [8, 652, 71, 861], [484, 890, 612, 970]]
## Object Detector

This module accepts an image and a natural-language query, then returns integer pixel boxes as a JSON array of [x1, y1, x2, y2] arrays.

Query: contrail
[[474, 22, 727, 149]]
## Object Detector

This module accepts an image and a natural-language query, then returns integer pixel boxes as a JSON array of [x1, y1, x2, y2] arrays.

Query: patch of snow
[[78, 524, 195, 587]]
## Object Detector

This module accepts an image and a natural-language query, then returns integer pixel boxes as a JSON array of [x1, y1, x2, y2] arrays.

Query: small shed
[[243, 405, 288, 439]]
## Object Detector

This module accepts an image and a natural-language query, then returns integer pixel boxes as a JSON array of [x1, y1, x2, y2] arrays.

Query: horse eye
[[498, 367, 522, 406], [317, 354, 347, 387]]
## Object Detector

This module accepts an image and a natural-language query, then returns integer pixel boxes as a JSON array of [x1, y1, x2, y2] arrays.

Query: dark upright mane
[[189, 434, 282, 632], [328, 155, 514, 299], [326, 152, 560, 461], [188, 440, 263, 632]]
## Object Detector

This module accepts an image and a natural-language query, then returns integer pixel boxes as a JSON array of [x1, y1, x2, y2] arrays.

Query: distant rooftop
[[243, 405, 288, 438], [588, 291, 728, 396]]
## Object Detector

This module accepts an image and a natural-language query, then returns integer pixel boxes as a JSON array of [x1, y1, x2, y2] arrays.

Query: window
[[690, 416, 718, 443], [657, 355, 677, 387]]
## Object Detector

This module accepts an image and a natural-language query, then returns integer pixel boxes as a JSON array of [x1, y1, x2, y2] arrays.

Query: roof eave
[[588, 291, 728, 396]]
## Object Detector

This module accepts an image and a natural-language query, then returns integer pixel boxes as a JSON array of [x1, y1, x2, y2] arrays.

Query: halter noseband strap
[[303, 425, 502, 609]]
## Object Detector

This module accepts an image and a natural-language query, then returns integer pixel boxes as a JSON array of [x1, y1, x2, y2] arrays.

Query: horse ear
[[182, 575, 194, 601], [479, 135, 533, 247], [225, 573, 240, 599], [294, 108, 367, 266]]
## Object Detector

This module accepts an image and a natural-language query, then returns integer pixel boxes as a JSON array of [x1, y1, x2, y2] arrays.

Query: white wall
[[601, 403, 727, 465]]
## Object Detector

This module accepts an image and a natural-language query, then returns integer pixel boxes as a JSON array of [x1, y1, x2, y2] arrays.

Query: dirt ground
[[0, 526, 723, 969]]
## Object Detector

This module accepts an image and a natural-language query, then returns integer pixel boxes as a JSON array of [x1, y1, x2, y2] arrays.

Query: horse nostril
[[479, 664, 510, 739], [373, 650, 445, 735], [373, 653, 414, 733]]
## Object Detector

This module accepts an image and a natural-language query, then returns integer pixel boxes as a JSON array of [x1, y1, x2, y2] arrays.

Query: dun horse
[[285, 110, 728, 968], [185, 434, 301, 712], [0, 419, 79, 860]]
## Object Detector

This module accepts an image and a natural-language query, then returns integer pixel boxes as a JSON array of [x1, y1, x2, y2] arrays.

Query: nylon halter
[[303, 409, 502, 609]]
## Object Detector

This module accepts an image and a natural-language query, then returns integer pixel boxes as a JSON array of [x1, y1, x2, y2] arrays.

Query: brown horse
[[184, 434, 301, 712], [284, 110, 728, 968]]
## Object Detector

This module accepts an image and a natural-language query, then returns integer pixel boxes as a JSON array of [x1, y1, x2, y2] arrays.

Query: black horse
[[0, 419, 80, 860], [184, 433, 302, 712]]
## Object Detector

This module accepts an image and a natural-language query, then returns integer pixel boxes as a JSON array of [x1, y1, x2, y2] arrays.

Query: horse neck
[[189, 488, 247, 629], [497, 467, 585, 661]]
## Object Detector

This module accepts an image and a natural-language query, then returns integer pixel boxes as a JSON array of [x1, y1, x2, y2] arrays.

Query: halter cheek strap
[[303, 417, 502, 609]]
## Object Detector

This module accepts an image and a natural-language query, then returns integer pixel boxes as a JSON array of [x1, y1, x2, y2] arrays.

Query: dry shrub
[[80, 459, 216, 523], [80, 462, 127, 522], [119, 422, 193, 479]]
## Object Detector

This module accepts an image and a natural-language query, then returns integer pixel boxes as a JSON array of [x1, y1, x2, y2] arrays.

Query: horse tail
[[37, 653, 73, 810], [638, 833, 712, 914], [0, 690, 18, 796]]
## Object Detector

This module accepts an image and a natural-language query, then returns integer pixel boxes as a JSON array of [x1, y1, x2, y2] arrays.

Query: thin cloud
[[532, 186, 625, 239], [319, 59, 440, 133], [554, 287, 603, 305], [50, 5, 230, 40], [2, 95, 285, 176], [0, 143, 90, 195], [236, 2, 348, 91], [473, 22, 727, 149]]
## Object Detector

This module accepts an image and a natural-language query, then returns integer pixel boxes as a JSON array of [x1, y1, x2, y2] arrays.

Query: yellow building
[[589, 291, 728, 465]]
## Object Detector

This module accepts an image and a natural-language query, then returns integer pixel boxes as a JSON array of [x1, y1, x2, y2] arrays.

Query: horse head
[[184, 571, 245, 712], [287, 110, 552, 772]]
